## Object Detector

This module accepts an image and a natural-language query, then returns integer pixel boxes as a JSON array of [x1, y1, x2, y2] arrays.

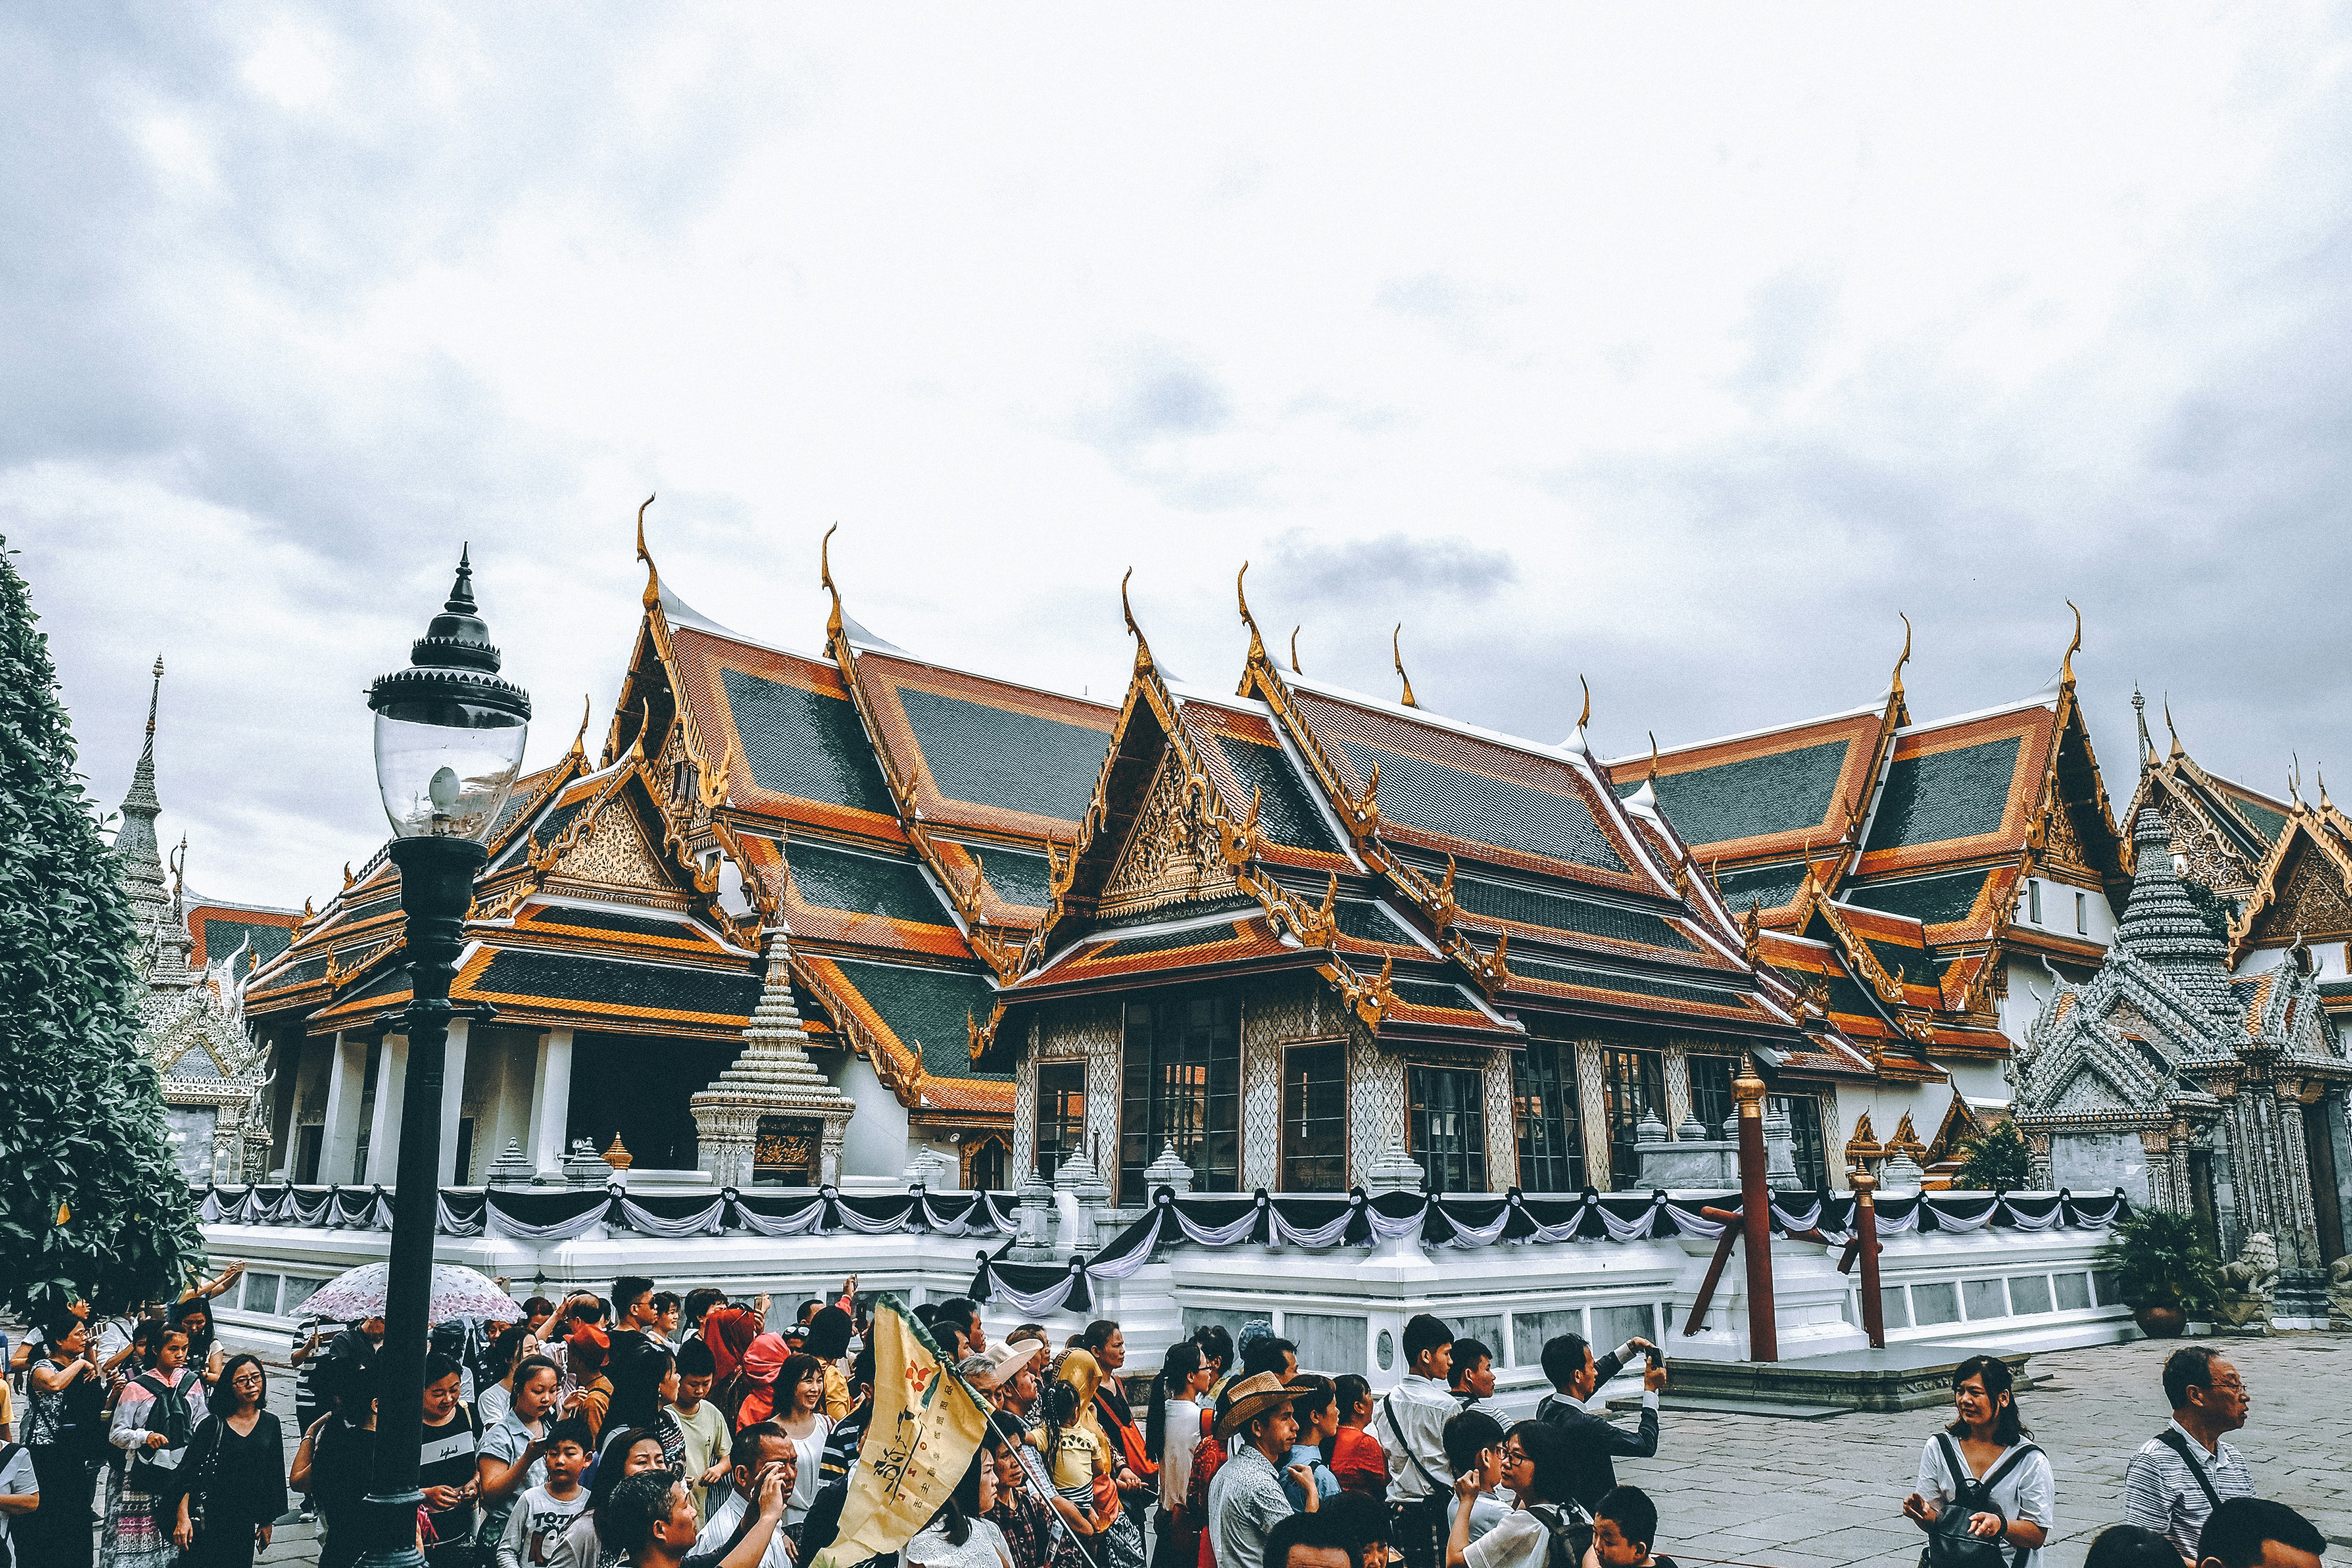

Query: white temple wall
[[2048, 1132, 2154, 1204], [833, 1052, 910, 1181]]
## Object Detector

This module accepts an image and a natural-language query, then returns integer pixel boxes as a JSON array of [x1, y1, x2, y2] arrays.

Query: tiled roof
[[1029, 916, 1300, 989], [1714, 861, 1810, 915], [1603, 706, 1888, 861], [1448, 870, 1697, 953], [807, 954, 1009, 1084], [851, 649, 1115, 838], [462, 945, 762, 1031], [1172, 698, 1348, 864], [787, 839, 953, 926], [1840, 868, 1992, 930], [190, 909, 298, 973], [664, 627, 903, 838], [1857, 705, 2056, 878]]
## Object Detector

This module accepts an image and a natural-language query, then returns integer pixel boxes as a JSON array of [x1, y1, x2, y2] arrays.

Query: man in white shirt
[[696, 1423, 798, 1568], [0, 1438, 39, 1559], [1377, 1314, 1459, 1568]]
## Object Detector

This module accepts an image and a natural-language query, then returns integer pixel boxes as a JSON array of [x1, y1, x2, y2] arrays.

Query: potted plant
[[2100, 1209, 2222, 1338], [1956, 1121, 2034, 1191]]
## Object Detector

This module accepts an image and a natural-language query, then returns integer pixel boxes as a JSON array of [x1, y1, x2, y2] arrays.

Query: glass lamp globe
[[368, 547, 532, 841]]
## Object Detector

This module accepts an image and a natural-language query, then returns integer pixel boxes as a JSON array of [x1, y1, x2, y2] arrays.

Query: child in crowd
[[1592, 1485, 1675, 1568], [1286, 1377, 1344, 1513], [1449, 1341, 1497, 1412], [671, 1337, 733, 1522], [497, 1417, 593, 1568], [1442, 1410, 1509, 1549]]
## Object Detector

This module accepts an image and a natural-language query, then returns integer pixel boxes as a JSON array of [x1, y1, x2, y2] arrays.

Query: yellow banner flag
[[813, 1294, 993, 1568]]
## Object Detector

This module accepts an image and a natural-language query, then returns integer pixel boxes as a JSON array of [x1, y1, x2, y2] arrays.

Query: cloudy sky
[[10, 5, 2352, 908]]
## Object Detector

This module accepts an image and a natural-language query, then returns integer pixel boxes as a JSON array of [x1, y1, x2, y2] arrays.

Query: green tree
[[0, 539, 202, 1319], [2100, 1208, 2222, 1313], [1956, 1118, 2033, 1191]]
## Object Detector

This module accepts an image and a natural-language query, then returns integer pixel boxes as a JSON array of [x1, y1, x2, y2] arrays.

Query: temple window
[[1407, 1065, 1487, 1194], [1119, 993, 1240, 1205], [965, 1134, 1008, 1192], [2075, 889, 2088, 934], [1601, 1048, 1667, 1189], [1689, 1054, 1735, 1136], [1034, 1062, 1086, 1179], [2027, 880, 2043, 924], [1772, 1093, 1829, 1188], [1512, 1041, 1586, 1192], [1280, 1041, 1348, 1192]]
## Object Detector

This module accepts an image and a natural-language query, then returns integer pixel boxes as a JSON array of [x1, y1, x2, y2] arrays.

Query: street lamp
[[358, 548, 529, 1568]]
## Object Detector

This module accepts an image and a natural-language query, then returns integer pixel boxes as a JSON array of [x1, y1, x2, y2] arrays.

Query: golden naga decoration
[[341, 861, 355, 889], [1576, 674, 1591, 734], [1335, 758, 1383, 844], [1429, 856, 1460, 934], [1213, 784, 1268, 870], [1120, 566, 1155, 672], [1235, 561, 1269, 670], [2060, 599, 2082, 686], [1740, 898, 1762, 963], [1646, 731, 1661, 784], [636, 494, 660, 608], [1392, 625, 1418, 708], [566, 695, 592, 760], [1463, 931, 1512, 998], [1891, 612, 1911, 696], [1294, 871, 1339, 947], [1290, 626, 1302, 674], [820, 522, 845, 648], [300, 896, 315, 922]]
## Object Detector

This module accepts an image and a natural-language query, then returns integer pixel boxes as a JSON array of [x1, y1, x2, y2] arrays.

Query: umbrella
[[302, 1262, 525, 1325]]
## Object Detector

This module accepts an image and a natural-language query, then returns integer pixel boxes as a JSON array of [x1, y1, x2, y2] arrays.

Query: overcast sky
[[10, 6, 2352, 909]]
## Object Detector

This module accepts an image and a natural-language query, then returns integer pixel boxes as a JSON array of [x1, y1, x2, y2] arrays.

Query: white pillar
[[320, 1033, 368, 1185], [437, 1019, 471, 1186], [531, 1028, 575, 1179], [364, 1035, 408, 1186]]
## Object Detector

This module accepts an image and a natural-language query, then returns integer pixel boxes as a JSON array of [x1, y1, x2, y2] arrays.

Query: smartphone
[[1644, 1346, 1664, 1369]]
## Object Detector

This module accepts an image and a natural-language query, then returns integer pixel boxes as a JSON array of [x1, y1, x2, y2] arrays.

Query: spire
[[2133, 686, 2154, 772], [2112, 808, 2237, 1023], [115, 656, 177, 989], [689, 932, 857, 1188], [2164, 694, 2184, 760], [636, 495, 660, 609]]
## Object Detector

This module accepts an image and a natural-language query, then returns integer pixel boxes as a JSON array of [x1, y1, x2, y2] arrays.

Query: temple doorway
[[566, 1031, 743, 1172]]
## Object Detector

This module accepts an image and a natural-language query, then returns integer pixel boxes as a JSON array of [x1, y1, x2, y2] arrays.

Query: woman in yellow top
[[805, 1307, 856, 1422], [1029, 1351, 1146, 1568]]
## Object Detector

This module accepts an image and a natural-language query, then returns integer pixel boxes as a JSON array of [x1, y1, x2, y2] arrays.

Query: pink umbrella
[[302, 1262, 524, 1323]]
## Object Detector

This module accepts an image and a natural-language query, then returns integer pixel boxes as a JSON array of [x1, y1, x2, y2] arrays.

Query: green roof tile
[[1214, 736, 1339, 852], [788, 840, 953, 926], [1331, 738, 1628, 873], [899, 687, 1104, 821], [1092, 924, 1237, 960], [528, 907, 705, 941], [1714, 862, 1809, 911], [1509, 955, 1747, 1008], [830, 958, 1008, 1080], [1390, 979, 1479, 1012], [966, 844, 1053, 909], [1616, 740, 1850, 846], [2228, 793, 2289, 845], [1840, 869, 1990, 926], [1863, 735, 2022, 852], [200, 918, 293, 975], [1334, 899, 1410, 943], [1452, 874, 1695, 951], [721, 668, 896, 815], [477, 948, 761, 1016]]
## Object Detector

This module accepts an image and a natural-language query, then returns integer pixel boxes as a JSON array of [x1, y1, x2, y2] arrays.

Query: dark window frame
[[1119, 993, 1242, 1205], [1034, 1060, 1088, 1179], [1512, 1040, 1585, 1193], [1601, 1048, 1667, 1190], [1688, 1054, 1736, 1139], [1279, 1039, 1350, 1193], [1407, 1064, 1488, 1194]]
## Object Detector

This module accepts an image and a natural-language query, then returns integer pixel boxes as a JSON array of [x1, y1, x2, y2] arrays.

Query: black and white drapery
[[964, 1184, 2131, 1318], [194, 1182, 1022, 1243]]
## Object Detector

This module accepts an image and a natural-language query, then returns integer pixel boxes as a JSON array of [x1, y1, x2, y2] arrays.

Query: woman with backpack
[[102, 1320, 208, 1568], [1445, 1420, 1574, 1568], [1901, 1355, 2055, 1568], [165, 1354, 285, 1568], [23, 1313, 109, 1568]]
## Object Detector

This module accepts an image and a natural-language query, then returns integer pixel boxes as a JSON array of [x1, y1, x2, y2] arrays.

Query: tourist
[[1444, 1421, 1574, 1568], [1321, 1490, 1392, 1568], [1376, 1314, 1458, 1568], [105, 1318, 208, 1568], [23, 1313, 105, 1568], [673, 1338, 734, 1522], [478, 1355, 563, 1552], [606, 1465, 787, 1568], [1192, 1327, 1234, 1398], [1534, 1332, 1665, 1513], [308, 1370, 377, 1568], [1264, 1511, 1355, 1568], [494, 1416, 593, 1568], [1240, 1327, 1300, 1384], [906, 1446, 1019, 1568], [318, 1312, 387, 1398], [730, 1333, 791, 1429], [2124, 1348, 2256, 1566], [1208, 1372, 1318, 1568], [1184, 1386, 1234, 1568], [987, 1414, 1064, 1568], [1592, 1485, 1674, 1568], [1900, 1355, 2054, 1568], [2086, 1525, 2192, 1568], [417, 1350, 483, 1562], [938, 1298, 988, 1359], [1325, 1377, 1388, 1501], [609, 1277, 675, 1431], [613, 1351, 688, 1473], [1441, 1411, 1508, 1550], [807, 1306, 857, 1421], [168, 1298, 227, 1397], [571, 1325, 618, 1445], [1010, 1325, 1053, 1350], [166, 1353, 285, 1568], [289, 1311, 347, 1444], [773, 1353, 835, 1535], [573, 1428, 675, 1566], [2196, 1498, 2327, 1568], [966, 1340, 1049, 1426], [1285, 1378, 1342, 1514], [1448, 1341, 1496, 1414], [1034, 1356, 1144, 1568], [554, 1298, 612, 1404], [0, 1422, 35, 1564], [523, 1297, 558, 1353], [693, 1424, 798, 1568], [1082, 1322, 1155, 1532], [478, 1325, 530, 1429], [1147, 1339, 1213, 1568], [650, 1293, 685, 1350]]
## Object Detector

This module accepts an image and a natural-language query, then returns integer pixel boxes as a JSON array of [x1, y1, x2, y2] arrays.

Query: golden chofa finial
[[636, 494, 659, 608], [1392, 625, 1418, 708], [1578, 674, 1591, 733], [2320, 764, 2333, 812], [1892, 612, 1911, 695], [567, 695, 591, 760], [2289, 752, 2304, 806], [2060, 599, 2082, 686], [1235, 561, 1268, 667], [1121, 567, 1154, 670], [821, 523, 844, 646], [1646, 731, 1660, 784], [1289, 626, 1302, 674]]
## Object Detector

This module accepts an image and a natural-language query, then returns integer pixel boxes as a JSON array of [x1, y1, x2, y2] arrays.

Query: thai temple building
[[113, 660, 304, 1182]]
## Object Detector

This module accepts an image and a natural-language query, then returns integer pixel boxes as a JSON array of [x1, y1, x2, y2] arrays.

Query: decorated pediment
[[2241, 831, 2352, 950], [1097, 751, 1243, 922], [2047, 1061, 2139, 1115]]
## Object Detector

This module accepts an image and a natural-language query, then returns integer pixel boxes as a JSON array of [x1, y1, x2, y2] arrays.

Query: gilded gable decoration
[[1097, 753, 1241, 920]]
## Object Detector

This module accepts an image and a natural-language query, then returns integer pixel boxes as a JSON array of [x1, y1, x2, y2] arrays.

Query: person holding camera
[[1532, 1335, 1666, 1514]]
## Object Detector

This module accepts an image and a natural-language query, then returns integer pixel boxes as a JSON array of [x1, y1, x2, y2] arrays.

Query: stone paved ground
[[54, 1331, 2352, 1565]]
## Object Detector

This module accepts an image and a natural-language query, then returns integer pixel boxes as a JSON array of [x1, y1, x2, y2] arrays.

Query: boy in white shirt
[[497, 1417, 593, 1568]]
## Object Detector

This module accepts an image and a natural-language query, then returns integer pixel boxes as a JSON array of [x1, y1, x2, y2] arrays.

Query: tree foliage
[[1955, 1118, 2034, 1192], [0, 538, 203, 1319], [2100, 1207, 2223, 1313]]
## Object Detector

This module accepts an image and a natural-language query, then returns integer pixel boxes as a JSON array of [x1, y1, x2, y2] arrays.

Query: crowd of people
[[0, 1272, 2331, 1568]]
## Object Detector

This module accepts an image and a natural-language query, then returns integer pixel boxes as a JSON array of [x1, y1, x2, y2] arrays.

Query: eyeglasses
[[232, 1373, 267, 1387]]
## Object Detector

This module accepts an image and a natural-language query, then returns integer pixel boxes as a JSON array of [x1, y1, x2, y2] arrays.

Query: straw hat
[[1214, 1371, 1295, 1441], [960, 1338, 1046, 1391]]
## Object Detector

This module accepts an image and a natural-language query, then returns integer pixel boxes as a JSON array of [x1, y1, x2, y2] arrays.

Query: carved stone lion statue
[[2209, 1232, 2280, 1330], [2328, 1256, 2352, 1329]]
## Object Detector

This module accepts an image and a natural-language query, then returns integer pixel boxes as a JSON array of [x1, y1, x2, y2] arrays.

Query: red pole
[[1852, 1170, 1886, 1349], [1733, 1058, 1778, 1362]]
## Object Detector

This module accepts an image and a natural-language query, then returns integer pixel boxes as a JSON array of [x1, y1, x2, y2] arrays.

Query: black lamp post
[[357, 549, 530, 1568]]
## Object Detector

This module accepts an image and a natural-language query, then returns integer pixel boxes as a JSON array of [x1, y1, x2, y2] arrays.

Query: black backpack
[[1524, 1501, 1595, 1568], [1919, 1434, 2042, 1568]]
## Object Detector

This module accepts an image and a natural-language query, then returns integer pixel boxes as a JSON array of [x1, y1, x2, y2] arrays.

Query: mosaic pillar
[[1347, 1027, 1403, 1188], [1661, 1041, 1692, 1141], [1482, 1047, 1516, 1192], [1084, 1005, 1123, 1196], [1240, 993, 1284, 1193], [1574, 1042, 1612, 1190]]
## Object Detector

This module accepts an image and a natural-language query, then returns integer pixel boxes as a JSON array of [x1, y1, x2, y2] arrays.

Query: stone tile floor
[[60, 1332, 2352, 1565]]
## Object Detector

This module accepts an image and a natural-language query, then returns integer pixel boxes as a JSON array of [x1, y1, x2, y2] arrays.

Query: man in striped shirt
[[2123, 1347, 2256, 1565]]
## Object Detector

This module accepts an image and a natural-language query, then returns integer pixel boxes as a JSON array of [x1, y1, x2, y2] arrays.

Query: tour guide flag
[[814, 1294, 992, 1568]]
